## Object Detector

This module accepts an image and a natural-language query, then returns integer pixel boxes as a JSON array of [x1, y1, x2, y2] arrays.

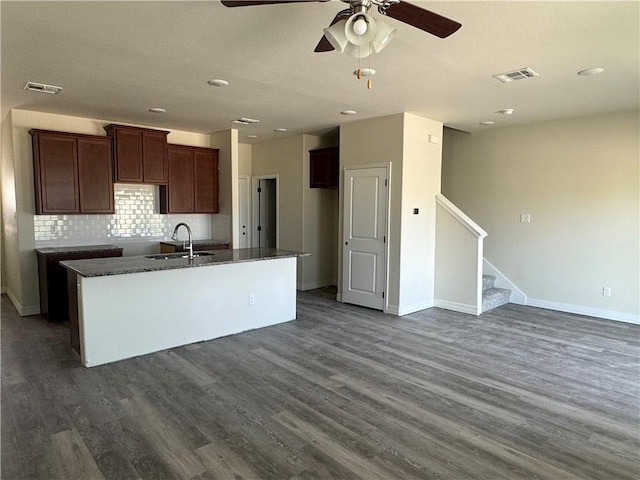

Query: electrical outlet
[[249, 295, 255, 305], [602, 286, 611, 297], [51, 225, 58, 234], [520, 213, 531, 223]]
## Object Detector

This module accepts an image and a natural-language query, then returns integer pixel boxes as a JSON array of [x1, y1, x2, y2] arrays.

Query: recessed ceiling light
[[246, 135, 258, 139], [148, 107, 166, 113], [341, 110, 357, 115], [496, 109, 514, 115], [577, 67, 604, 76], [274, 128, 288, 132], [479, 121, 495, 126], [24, 81, 63, 94], [208, 79, 229, 87]]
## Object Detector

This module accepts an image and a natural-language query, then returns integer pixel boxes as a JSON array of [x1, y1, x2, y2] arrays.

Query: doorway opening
[[252, 175, 279, 248]]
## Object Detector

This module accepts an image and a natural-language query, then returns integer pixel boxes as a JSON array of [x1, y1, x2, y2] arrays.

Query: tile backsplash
[[34, 184, 225, 247]]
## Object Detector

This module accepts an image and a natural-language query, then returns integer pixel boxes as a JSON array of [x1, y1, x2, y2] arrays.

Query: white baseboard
[[435, 299, 481, 316], [7, 290, 41, 316], [526, 298, 639, 325], [386, 300, 434, 316], [483, 258, 527, 304]]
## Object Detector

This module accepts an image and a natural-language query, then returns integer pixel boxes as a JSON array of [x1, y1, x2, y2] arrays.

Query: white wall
[[442, 110, 639, 323], [4, 109, 233, 315], [435, 201, 482, 314], [210, 129, 239, 246], [251, 135, 305, 281], [1, 113, 19, 300], [397, 114, 443, 314]]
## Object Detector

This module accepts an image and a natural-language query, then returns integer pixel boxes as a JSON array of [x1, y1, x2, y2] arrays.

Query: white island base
[[73, 257, 296, 367]]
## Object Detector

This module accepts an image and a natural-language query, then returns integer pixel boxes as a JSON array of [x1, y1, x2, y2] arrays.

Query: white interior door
[[342, 166, 388, 310], [238, 176, 249, 248]]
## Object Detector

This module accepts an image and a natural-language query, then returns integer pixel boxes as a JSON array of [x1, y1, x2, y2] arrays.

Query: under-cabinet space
[[160, 144, 219, 213], [104, 124, 169, 184], [30, 129, 114, 214]]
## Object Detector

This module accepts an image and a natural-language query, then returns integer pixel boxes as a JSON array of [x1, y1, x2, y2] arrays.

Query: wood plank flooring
[[2, 289, 639, 479]]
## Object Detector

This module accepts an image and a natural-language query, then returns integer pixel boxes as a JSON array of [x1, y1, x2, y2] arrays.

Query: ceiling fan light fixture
[[352, 17, 368, 35], [324, 19, 349, 53], [344, 43, 372, 58], [371, 19, 396, 53], [345, 13, 377, 46]]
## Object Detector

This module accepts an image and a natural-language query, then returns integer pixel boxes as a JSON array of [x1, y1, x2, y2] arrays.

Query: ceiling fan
[[221, 0, 461, 58]]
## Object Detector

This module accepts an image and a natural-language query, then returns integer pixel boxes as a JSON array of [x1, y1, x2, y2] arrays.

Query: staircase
[[482, 275, 511, 313]]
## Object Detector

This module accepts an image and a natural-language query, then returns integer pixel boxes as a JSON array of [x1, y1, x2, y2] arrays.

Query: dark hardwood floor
[[2, 290, 639, 480]]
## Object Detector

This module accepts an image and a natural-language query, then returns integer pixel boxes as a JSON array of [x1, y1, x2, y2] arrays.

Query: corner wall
[[251, 135, 305, 282], [442, 110, 639, 323], [397, 113, 442, 314], [339, 113, 444, 315], [302, 134, 338, 290]]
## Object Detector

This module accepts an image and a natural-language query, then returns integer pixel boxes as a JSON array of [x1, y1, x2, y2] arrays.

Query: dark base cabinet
[[36, 246, 123, 322]]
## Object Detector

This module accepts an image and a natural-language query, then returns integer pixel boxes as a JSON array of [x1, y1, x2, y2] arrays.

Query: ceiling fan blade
[[385, 1, 461, 38], [314, 36, 334, 52], [221, 0, 326, 7], [314, 10, 351, 53]]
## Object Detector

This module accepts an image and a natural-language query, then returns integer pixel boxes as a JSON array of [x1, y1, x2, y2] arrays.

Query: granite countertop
[[159, 239, 229, 247], [60, 248, 309, 278], [36, 244, 123, 255]]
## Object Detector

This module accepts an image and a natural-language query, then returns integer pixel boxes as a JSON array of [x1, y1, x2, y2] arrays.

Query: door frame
[[340, 163, 391, 312], [251, 174, 280, 248], [238, 175, 251, 249]]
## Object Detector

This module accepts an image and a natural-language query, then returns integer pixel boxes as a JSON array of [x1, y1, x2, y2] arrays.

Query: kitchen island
[[62, 248, 308, 367]]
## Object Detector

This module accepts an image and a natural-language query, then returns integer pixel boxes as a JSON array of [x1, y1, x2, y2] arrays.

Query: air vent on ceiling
[[231, 117, 260, 125], [24, 81, 63, 94], [493, 68, 539, 83]]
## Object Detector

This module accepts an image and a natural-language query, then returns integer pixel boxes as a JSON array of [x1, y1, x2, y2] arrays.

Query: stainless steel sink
[[145, 252, 215, 260]]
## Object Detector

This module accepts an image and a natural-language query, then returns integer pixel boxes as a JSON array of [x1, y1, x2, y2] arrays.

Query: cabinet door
[[113, 129, 143, 182], [33, 133, 80, 214], [310, 147, 339, 189], [167, 146, 194, 212], [194, 148, 219, 213], [77, 137, 114, 213], [143, 130, 168, 184]]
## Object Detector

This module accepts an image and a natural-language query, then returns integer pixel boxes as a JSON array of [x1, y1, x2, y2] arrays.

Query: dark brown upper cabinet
[[104, 124, 169, 184], [30, 130, 114, 214], [309, 146, 339, 189], [160, 144, 219, 214]]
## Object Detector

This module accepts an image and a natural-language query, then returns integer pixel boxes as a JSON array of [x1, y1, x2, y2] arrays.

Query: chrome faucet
[[171, 222, 193, 259]]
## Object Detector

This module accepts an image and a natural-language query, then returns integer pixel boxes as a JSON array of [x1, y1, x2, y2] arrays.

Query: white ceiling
[[2, 1, 638, 143]]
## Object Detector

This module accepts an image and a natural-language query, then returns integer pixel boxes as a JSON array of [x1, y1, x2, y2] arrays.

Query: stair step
[[482, 274, 496, 291], [482, 287, 511, 313]]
